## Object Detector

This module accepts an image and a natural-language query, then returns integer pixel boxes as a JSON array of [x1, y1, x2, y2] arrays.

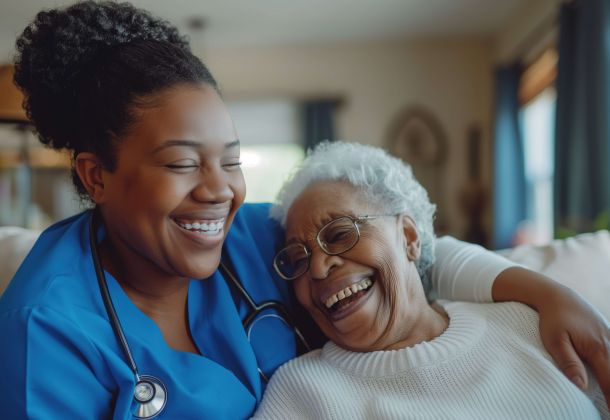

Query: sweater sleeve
[[430, 236, 517, 302]]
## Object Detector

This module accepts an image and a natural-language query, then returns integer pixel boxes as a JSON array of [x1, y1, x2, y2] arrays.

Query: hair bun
[[13, 1, 188, 149]]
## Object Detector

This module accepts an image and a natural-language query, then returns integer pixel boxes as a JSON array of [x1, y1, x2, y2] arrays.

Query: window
[[520, 87, 556, 244], [226, 98, 305, 203], [518, 48, 558, 244]]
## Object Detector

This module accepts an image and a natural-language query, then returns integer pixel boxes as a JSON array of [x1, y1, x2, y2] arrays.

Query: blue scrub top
[[0, 203, 299, 419]]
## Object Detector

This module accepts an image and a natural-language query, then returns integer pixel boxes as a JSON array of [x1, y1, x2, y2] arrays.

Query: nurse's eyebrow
[[152, 139, 240, 153], [224, 139, 240, 149]]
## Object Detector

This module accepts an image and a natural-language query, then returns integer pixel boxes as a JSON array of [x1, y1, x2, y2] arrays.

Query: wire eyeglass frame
[[273, 214, 396, 280]]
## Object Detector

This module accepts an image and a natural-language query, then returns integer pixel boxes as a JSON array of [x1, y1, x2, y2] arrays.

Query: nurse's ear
[[400, 215, 421, 261], [75, 152, 108, 204]]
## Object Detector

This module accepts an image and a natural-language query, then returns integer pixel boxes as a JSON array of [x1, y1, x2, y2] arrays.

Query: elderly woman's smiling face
[[285, 180, 439, 352]]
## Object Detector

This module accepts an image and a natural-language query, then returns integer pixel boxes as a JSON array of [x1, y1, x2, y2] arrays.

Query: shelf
[[0, 148, 71, 169]]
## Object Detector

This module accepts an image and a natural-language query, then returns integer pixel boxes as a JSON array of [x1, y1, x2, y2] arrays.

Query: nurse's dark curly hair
[[13, 1, 219, 199]]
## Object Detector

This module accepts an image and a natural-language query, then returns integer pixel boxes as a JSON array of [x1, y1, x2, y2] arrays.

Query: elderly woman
[[253, 142, 609, 419]]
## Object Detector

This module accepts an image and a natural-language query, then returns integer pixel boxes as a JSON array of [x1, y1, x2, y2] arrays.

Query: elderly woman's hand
[[493, 267, 610, 410]]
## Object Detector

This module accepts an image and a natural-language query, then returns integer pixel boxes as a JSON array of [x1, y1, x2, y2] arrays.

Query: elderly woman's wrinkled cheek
[[370, 245, 405, 336]]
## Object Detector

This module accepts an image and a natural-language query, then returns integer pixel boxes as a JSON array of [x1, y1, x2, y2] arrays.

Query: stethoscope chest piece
[[132, 375, 167, 419]]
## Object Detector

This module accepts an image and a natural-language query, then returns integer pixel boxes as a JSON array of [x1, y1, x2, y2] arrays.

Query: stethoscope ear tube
[[89, 212, 167, 419]]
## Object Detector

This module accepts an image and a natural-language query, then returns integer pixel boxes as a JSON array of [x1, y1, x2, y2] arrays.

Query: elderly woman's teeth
[[325, 278, 373, 309], [176, 219, 225, 235]]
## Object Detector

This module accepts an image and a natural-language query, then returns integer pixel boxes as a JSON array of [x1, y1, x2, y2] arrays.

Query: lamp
[[0, 65, 32, 227]]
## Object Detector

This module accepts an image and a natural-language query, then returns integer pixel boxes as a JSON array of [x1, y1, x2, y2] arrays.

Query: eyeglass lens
[[275, 244, 309, 279], [318, 217, 359, 254], [275, 217, 360, 279]]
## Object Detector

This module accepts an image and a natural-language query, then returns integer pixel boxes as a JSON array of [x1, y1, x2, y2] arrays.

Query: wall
[[494, 0, 561, 64], [200, 39, 495, 237]]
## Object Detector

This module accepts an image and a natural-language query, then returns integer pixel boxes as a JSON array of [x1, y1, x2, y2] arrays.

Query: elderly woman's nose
[[190, 165, 233, 203], [309, 249, 341, 280]]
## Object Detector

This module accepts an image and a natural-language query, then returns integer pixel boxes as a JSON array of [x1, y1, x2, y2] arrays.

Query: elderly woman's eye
[[287, 249, 308, 267], [291, 257, 307, 271], [326, 228, 352, 244]]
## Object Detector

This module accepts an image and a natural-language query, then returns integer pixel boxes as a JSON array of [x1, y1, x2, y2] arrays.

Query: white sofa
[[1, 227, 609, 320], [0, 227, 40, 295]]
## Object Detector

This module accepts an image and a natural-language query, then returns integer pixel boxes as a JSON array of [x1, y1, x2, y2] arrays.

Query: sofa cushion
[[499, 230, 610, 321], [0, 227, 40, 295]]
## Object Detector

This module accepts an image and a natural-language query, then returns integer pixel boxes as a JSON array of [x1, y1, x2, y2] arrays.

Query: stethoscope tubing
[[219, 261, 311, 353], [89, 212, 141, 381]]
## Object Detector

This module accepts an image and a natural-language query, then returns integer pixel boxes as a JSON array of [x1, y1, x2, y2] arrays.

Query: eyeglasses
[[273, 214, 396, 280]]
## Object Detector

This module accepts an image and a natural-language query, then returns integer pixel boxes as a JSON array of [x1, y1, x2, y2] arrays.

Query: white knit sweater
[[253, 301, 608, 419]]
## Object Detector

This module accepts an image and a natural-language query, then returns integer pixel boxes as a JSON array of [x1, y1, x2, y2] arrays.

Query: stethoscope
[[88, 212, 310, 418], [218, 260, 311, 382]]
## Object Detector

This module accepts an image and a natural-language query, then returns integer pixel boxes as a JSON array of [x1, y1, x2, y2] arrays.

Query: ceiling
[[0, 0, 528, 60]]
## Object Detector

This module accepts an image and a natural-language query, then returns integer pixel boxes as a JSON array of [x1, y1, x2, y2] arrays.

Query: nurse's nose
[[308, 247, 342, 281], [190, 163, 233, 203]]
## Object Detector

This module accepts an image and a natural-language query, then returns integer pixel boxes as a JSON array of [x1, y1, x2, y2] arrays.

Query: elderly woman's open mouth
[[320, 276, 377, 320]]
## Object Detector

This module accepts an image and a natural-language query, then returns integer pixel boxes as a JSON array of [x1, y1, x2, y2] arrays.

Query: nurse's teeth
[[176, 218, 225, 234], [324, 278, 374, 309]]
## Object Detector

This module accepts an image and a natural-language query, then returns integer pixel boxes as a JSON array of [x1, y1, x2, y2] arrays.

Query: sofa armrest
[[0, 227, 40, 295], [497, 230, 610, 321]]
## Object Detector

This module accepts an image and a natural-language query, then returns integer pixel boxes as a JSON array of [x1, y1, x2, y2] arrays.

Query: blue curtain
[[555, 0, 610, 233], [492, 64, 527, 249], [303, 100, 339, 150]]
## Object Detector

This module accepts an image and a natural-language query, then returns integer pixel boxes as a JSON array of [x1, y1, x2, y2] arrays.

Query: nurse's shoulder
[[228, 202, 283, 246], [224, 202, 293, 302], [0, 210, 118, 418]]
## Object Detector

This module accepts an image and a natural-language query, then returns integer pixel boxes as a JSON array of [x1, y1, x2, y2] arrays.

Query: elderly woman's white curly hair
[[270, 141, 437, 283]]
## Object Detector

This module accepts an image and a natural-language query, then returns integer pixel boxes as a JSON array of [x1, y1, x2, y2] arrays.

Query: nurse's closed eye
[[165, 159, 199, 172], [221, 157, 242, 170]]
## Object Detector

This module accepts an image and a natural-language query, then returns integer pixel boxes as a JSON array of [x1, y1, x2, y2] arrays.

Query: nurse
[[0, 1, 607, 418]]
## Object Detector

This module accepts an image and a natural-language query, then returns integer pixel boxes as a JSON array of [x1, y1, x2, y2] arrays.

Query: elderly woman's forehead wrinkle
[[286, 213, 320, 243]]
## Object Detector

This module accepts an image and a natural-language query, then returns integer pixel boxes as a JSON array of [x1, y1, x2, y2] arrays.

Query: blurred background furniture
[[0, 226, 39, 294], [0, 65, 78, 229]]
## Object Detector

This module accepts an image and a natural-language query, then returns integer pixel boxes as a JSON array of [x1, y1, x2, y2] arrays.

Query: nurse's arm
[[0, 306, 115, 418], [492, 267, 610, 410], [432, 236, 610, 410]]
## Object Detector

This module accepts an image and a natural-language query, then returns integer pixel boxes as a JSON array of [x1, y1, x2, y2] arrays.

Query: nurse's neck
[[99, 235, 200, 355]]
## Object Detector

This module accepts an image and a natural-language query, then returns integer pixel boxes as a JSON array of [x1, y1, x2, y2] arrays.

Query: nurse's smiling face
[[85, 84, 245, 281]]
